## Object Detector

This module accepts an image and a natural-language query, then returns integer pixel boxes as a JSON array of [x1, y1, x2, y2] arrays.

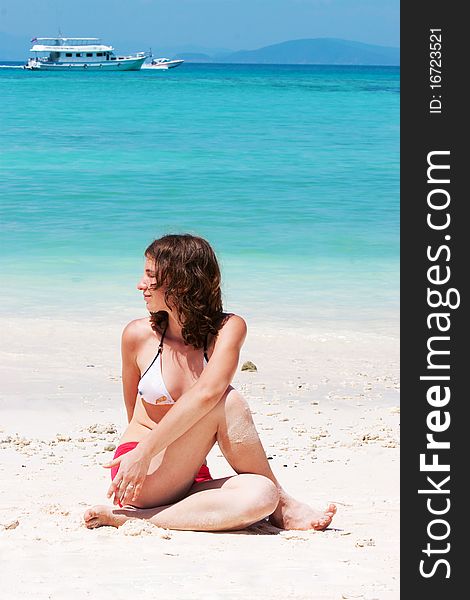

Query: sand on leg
[[213, 387, 336, 530]]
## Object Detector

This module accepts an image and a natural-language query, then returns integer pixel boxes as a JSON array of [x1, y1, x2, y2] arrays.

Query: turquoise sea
[[0, 63, 399, 328]]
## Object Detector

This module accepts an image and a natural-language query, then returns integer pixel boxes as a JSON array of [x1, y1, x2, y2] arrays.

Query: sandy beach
[[0, 314, 399, 599]]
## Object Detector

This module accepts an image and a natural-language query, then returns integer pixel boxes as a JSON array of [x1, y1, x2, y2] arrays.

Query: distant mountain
[[215, 38, 400, 66], [0, 32, 399, 66], [159, 44, 232, 57], [175, 52, 213, 63]]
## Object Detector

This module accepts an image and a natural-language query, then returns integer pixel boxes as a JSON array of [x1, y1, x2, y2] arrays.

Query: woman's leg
[[84, 473, 279, 531], [214, 388, 336, 530], [84, 386, 335, 531], [84, 387, 279, 531]]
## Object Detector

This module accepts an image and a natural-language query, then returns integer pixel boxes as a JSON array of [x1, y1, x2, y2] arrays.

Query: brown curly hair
[[145, 234, 226, 349]]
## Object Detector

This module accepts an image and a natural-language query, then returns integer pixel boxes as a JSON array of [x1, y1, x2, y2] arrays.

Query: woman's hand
[[103, 448, 151, 507]]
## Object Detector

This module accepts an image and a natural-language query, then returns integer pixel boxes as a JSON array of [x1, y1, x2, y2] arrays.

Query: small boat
[[144, 57, 184, 70], [24, 37, 148, 71]]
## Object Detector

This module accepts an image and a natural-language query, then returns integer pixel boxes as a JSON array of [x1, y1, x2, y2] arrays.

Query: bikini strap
[[141, 321, 168, 378], [159, 324, 208, 360], [203, 333, 209, 363], [158, 320, 169, 354]]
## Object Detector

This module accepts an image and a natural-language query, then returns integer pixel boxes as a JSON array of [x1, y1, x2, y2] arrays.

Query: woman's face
[[137, 257, 170, 312]]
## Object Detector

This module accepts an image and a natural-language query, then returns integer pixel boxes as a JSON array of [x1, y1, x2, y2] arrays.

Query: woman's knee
[[229, 474, 280, 518], [214, 388, 259, 445], [218, 387, 252, 419]]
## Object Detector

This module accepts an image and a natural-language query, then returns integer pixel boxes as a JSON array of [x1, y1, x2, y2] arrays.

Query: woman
[[84, 234, 336, 531]]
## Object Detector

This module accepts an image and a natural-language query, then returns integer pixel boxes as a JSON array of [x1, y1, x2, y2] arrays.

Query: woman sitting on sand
[[84, 234, 336, 532]]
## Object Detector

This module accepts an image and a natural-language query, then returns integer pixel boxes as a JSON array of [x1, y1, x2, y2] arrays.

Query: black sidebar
[[401, 3, 465, 597]]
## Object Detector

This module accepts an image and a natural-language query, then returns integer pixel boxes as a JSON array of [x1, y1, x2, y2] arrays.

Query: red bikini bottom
[[110, 441, 213, 483]]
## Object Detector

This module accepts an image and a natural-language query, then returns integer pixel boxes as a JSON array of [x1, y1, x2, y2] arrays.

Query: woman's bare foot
[[83, 505, 130, 529], [269, 492, 337, 530]]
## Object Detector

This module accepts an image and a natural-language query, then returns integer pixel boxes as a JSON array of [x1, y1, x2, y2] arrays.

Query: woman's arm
[[138, 314, 247, 457], [121, 320, 143, 423], [105, 314, 247, 505]]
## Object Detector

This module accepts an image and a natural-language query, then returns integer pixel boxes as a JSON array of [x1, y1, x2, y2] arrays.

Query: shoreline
[[0, 300, 400, 331]]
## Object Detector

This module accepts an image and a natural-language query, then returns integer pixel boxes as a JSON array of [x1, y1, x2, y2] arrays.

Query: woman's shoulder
[[121, 317, 153, 348], [218, 312, 246, 329], [214, 313, 247, 344]]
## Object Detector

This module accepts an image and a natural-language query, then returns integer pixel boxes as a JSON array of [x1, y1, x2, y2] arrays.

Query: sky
[[0, 0, 399, 53]]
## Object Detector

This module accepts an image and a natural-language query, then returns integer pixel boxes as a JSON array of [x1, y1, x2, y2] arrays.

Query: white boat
[[144, 57, 184, 70], [24, 37, 147, 71]]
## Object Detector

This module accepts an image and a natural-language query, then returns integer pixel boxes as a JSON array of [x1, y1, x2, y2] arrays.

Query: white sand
[[0, 315, 399, 599]]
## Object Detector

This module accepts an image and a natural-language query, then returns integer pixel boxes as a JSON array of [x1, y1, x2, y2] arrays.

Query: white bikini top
[[138, 324, 209, 406]]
